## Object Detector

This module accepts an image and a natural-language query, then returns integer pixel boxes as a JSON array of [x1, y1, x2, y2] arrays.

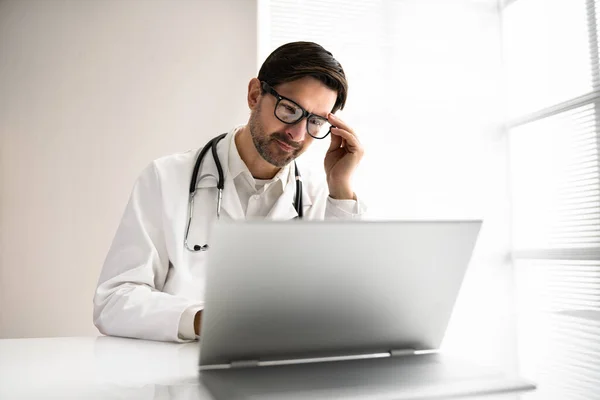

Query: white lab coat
[[93, 129, 365, 342]]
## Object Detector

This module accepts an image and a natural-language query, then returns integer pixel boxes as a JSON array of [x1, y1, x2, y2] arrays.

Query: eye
[[309, 117, 325, 126], [283, 104, 296, 113]]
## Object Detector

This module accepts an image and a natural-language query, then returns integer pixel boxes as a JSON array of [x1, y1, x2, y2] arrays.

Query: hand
[[324, 113, 364, 199]]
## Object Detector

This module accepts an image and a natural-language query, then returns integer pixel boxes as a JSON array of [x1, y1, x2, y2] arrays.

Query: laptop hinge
[[230, 359, 260, 368], [228, 350, 425, 367], [389, 349, 417, 357]]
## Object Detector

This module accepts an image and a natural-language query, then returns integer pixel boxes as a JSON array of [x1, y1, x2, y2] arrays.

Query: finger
[[328, 113, 355, 135], [330, 127, 363, 155], [328, 128, 343, 152]]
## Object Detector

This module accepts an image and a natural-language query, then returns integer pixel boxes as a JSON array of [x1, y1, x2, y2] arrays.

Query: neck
[[235, 125, 281, 180]]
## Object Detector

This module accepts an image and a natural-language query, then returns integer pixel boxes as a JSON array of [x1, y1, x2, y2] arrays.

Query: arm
[[324, 112, 367, 219], [93, 162, 201, 342]]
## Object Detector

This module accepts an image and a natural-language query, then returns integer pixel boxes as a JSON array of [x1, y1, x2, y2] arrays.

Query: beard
[[248, 102, 303, 167]]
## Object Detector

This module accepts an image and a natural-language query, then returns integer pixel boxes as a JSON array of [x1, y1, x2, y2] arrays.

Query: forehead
[[273, 77, 337, 116]]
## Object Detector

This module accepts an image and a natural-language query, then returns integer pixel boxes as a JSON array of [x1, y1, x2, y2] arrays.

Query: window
[[504, 0, 600, 398], [259, 0, 505, 221], [262, 0, 520, 368]]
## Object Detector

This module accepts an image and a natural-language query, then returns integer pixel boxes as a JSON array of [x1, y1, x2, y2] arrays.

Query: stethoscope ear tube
[[184, 191, 198, 252], [189, 133, 227, 194], [211, 138, 225, 191]]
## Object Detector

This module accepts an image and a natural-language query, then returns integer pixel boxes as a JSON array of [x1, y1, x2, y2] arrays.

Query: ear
[[247, 78, 262, 110]]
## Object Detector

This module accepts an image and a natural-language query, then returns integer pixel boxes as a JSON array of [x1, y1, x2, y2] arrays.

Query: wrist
[[194, 311, 202, 336]]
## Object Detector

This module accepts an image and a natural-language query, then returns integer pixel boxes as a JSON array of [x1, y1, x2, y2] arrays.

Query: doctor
[[93, 41, 366, 342]]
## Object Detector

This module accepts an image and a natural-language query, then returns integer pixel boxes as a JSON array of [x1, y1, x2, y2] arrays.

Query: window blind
[[504, 0, 600, 398], [510, 104, 600, 254]]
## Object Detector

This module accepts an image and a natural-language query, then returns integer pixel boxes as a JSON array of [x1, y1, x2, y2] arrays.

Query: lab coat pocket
[[177, 244, 210, 301], [185, 247, 209, 276]]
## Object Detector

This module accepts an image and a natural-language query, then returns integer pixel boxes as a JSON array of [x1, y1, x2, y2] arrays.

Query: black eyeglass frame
[[261, 81, 333, 140]]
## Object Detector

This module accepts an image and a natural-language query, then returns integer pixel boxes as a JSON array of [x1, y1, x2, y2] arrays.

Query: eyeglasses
[[261, 81, 332, 139]]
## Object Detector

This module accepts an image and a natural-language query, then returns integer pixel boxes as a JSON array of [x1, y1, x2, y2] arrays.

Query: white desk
[[0, 336, 526, 400], [0, 336, 210, 399]]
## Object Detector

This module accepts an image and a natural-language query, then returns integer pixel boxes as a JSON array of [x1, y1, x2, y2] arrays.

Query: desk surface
[[0, 336, 527, 400], [0, 336, 209, 399]]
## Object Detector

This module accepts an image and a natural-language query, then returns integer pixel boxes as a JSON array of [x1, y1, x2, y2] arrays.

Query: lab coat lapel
[[216, 132, 244, 220], [266, 165, 313, 220], [220, 171, 244, 220], [300, 180, 313, 214], [266, 182, 298, 220]]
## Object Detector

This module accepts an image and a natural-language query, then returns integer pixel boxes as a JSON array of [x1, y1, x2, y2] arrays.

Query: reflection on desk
[[0, 336, 526, 400], [0, 336, 210, 399]]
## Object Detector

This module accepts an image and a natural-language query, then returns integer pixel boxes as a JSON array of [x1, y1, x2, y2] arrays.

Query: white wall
[[0, 0, 257, 338]]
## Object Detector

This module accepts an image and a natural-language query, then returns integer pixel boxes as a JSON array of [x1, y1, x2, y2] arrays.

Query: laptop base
[[199, 353, 535, 400]]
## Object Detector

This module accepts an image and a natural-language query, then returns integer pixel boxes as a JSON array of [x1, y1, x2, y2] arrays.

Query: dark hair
[[257, 41, 348, 112]]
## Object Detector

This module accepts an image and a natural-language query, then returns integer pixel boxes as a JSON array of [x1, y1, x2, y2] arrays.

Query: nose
[[285, 118, 307, 143]]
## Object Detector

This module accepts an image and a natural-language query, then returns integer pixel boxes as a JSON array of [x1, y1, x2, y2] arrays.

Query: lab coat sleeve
[[325, 195, 367, 219], [93, 162, 199, 342]]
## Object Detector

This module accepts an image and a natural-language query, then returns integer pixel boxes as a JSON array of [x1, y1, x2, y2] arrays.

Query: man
[[93, 41, 366, 342]]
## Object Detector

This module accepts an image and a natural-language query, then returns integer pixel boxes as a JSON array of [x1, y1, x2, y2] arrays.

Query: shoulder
[[149, 131, 232, 180], [131, 149, 199, 195], [152, 149, 199, 175]]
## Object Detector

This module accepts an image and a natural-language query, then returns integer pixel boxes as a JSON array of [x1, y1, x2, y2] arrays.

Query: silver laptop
[[198, 220, 535, 399]]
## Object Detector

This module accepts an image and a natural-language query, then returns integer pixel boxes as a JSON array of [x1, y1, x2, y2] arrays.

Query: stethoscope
[[184, 133, 303, 252]]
